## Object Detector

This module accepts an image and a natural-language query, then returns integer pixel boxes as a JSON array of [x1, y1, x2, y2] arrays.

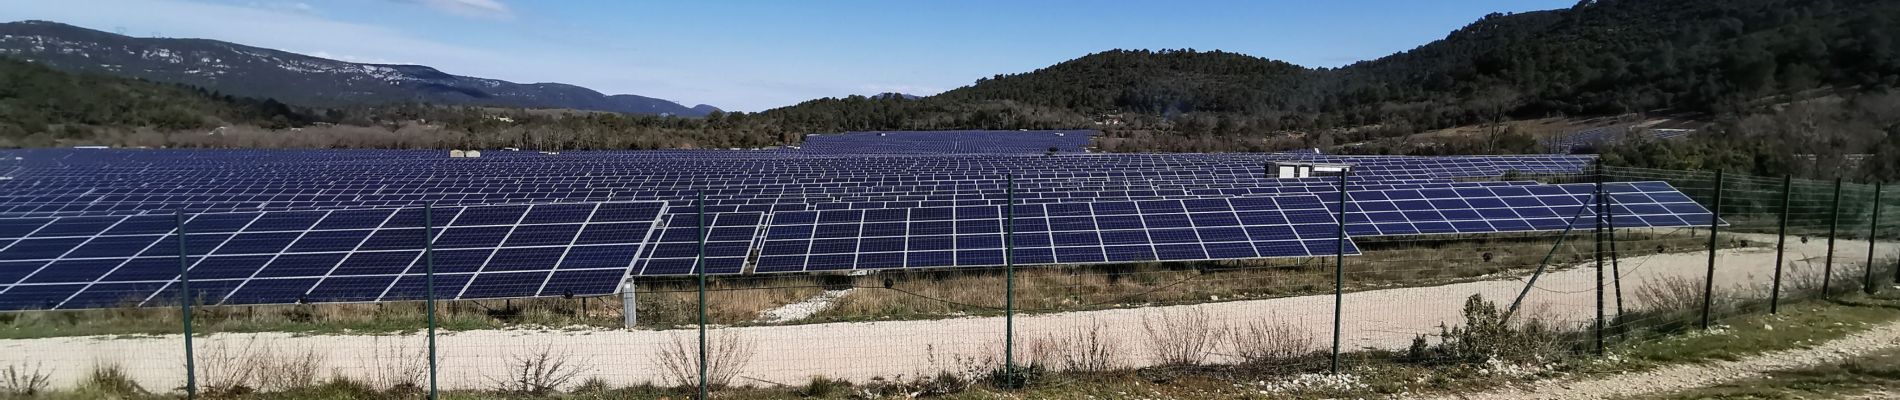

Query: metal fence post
[[1771, 175, 1791, 314], [175, 210, 197, 400], [696, 192, 708, 399], [1004, 174, 1017, 379], [423, 203, 439, 400], [1825, 178, 1842, 297], [1330, 168, 1349, 374], [1593, 160, 1605, 354], [1701, 169, 1723, 330], [1867, 183, 1883, 294], [1609, 183, 1626, 325]]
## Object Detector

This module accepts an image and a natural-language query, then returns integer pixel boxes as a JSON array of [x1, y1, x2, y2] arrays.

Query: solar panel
[[633, 211, 765, 276], [1329, 181, 1718, 237], [753, 195, 1360, 273], [0, 201, 666, 311]]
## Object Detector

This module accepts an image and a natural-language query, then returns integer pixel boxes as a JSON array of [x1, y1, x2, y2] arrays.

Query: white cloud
[[394, 0, 512, 20]]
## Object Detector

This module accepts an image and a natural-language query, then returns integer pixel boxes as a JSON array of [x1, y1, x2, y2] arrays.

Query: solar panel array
[[0, 130, 1722, 311], [799, 130, 1095, 154], [0, 202, 666, 310], [1545, 126, 1697, 154], [756, 195, 1359, 273]]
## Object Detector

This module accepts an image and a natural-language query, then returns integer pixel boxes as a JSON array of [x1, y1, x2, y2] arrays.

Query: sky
[[1, 0, 1577, 112]]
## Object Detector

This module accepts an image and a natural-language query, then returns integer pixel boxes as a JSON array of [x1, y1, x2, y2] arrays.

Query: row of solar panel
[[0, 202, 668, 310]]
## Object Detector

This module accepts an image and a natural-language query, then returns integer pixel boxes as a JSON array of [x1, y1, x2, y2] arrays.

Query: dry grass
[[1140, 308, 1219, 366], [652, 330, 758, 389], [1224, 315, 1319, 367], [488, 345, 588, 395], [1, 362, 49, 397], [1634, 275, 1732, 316], [199, 337, 331, 395], [636, 280, 826, 326], [1024, 318, 1124, 372], [75, 363, 143, 398], [805, 231, 1720, 324], [356, 337, 425, 391]]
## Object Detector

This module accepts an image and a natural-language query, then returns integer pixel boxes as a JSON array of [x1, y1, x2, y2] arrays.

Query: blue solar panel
[[0, 201, 665, 311], [634, 211, 764, 276], [755, 195, 1360, 273], [1328, 181, 1718, 236]]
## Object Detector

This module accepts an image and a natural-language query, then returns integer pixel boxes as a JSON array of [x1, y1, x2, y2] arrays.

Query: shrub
[[1141, 308, 1218, 366], [1227, 317, 1317, 367], [1416, 295, 1573, 365], [77, 363, 145, 398], [1, 362, 49, 396], [653, 331, 758, 389], [800, 376, 849, 397], [489, 345, 589, 395]]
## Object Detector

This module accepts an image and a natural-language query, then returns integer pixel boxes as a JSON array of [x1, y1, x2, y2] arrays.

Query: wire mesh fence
[[0, 164, 1896, 398]]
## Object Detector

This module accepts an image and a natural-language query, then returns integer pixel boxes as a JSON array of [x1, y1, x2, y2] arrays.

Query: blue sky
[[2, 0, 1576, 111]]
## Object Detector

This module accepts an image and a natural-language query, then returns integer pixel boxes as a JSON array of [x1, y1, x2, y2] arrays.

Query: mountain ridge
[[0, 20, 719, 117]]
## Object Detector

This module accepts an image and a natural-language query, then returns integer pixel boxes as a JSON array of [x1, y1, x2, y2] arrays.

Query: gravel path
[[1426, 318, 1900, 400]]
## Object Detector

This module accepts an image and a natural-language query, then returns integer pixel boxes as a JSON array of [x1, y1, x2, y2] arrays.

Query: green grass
[[1582, 293, 1900, 374], [1623, 347, 1900, 400]]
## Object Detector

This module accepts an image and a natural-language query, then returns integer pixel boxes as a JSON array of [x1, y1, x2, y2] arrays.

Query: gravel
[[753, 288, 853, 323]]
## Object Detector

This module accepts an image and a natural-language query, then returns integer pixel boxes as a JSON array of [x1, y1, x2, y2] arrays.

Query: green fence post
[[1867, 183, 1883, 294], [1606, 168, 1625, 325], [423, 203, 439, 400], [1825, 178, 1842, 297], [696, 193, 708, 400], [175, 210, 197, 400], [1004, 174, 1017, 381], [1771, 175, 1792, 314], [1701, 169, 1723, 331], [1593, 161, 1606, 354], [1330, 168, 1349, 374]]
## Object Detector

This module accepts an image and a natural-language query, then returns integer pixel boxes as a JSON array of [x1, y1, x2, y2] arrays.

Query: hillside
[[764, 0, 1900, 141], [0, 20, 719, 117], [0, 56, 313, 147]]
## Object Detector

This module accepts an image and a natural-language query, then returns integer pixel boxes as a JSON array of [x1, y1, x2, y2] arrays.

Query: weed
[[799, 376, 849, 397], [76, 363, 144, 398], [653, 330, 758, 389], [1226, 316, 1318, 368], [1140, 307, 1217, 366], [0, 362, 49, 397], [488, 345, 588, 395]]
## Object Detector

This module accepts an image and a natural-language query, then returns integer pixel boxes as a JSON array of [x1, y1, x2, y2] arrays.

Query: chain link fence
[[0, 165, 1895, 398]]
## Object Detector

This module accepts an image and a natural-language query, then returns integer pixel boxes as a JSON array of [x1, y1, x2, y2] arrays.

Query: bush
[[1, 363, 49, 396], [986, 363, 1045, 390], [800, 376, 849, 397], [77, 363, 144, 398], [1227, 317, 1317, 368], [1140, 308, 1218, 366], [1415, 295, 1573, 365], [489, 345, 589, 395], [653, 331, 758, 389]]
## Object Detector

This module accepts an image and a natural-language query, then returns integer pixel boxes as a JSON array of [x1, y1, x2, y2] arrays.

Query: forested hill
[[763, 0, 1900, 138], [0, 57, 313, 145], [0, 20, 720, 117]]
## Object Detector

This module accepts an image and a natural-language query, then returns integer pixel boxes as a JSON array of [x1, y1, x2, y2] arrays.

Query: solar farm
[[0, 130, 1892, 396]]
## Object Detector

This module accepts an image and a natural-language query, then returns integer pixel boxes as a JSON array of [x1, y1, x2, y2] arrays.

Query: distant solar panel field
[[0, 130, 1718, 311]]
